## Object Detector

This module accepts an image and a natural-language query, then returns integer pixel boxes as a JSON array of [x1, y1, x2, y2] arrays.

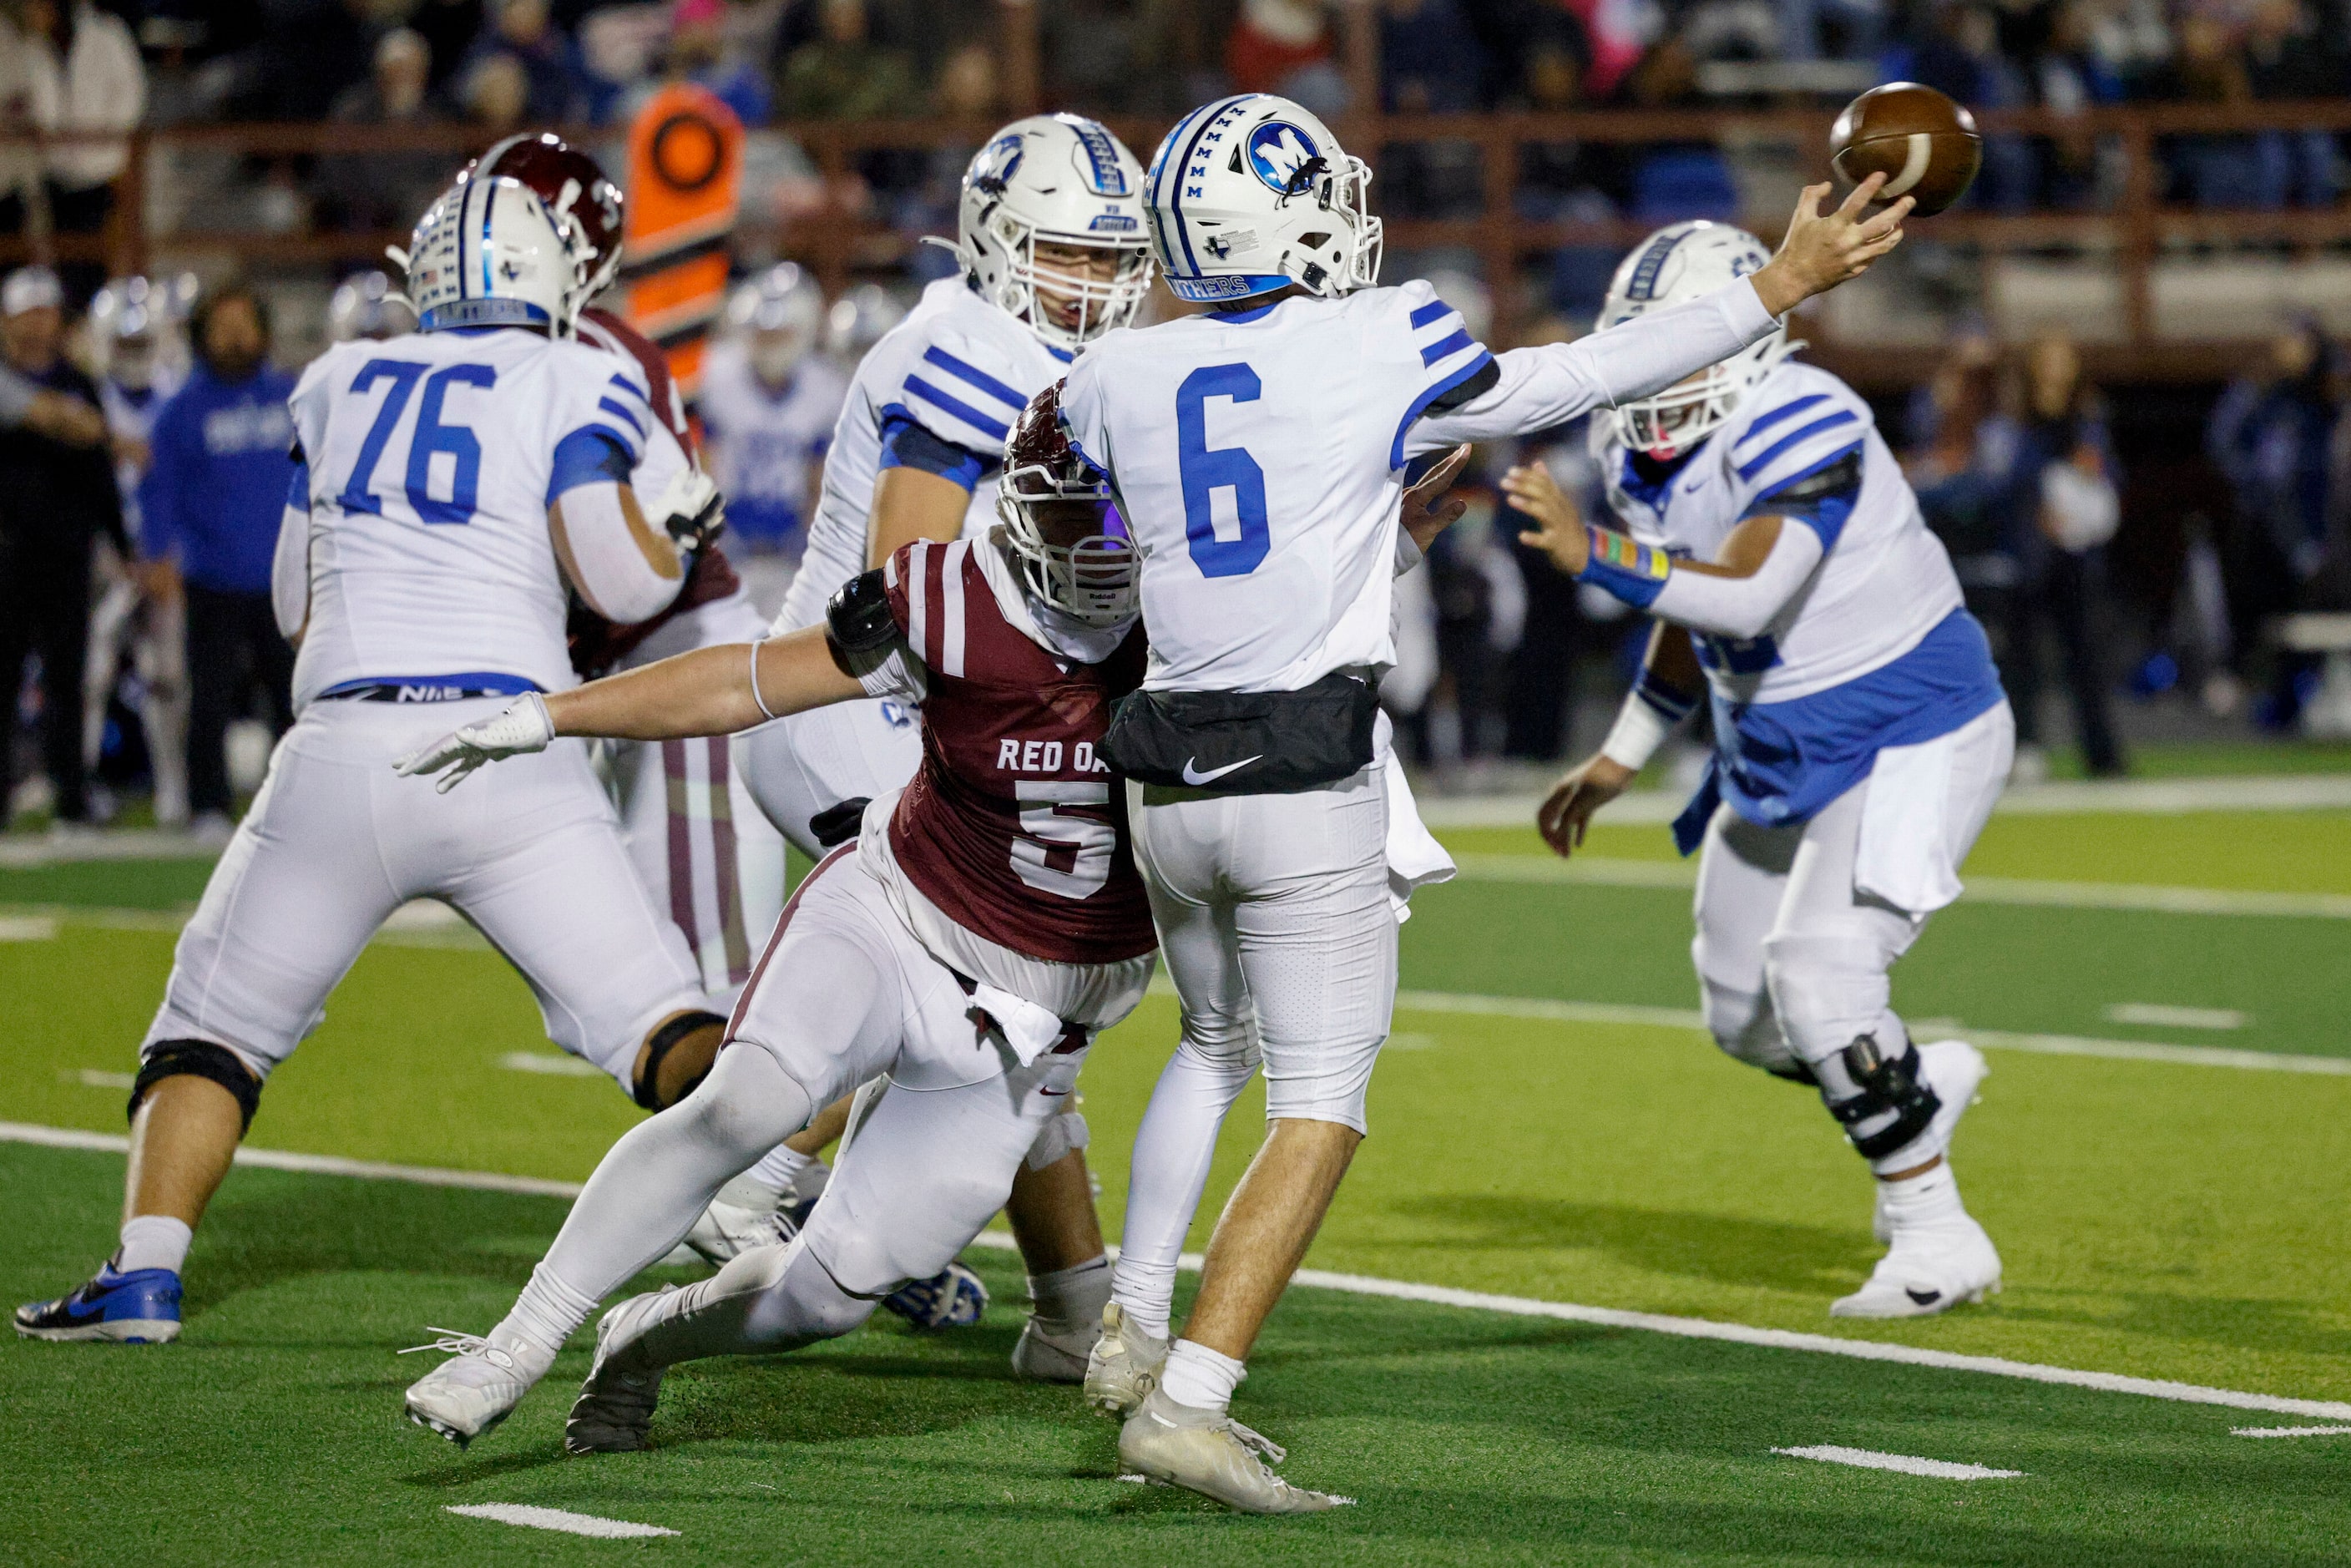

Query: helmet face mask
[[956, 114, 1154, 351], [1600, 220, 1790, 462], [995, 381, 1136, 628]]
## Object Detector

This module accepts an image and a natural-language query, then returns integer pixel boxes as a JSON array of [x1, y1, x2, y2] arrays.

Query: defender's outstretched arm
[[395, 628, 864, 791]]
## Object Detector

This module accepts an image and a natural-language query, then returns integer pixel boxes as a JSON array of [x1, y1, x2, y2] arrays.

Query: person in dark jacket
[[138, 283, 298, 837], [0, 266, 124, 830]]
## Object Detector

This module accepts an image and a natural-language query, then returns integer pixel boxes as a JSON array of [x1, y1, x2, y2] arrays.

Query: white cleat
[[400, 1325, 556, 1448], [1011, 1310, 1101, 1383], [1082, 1300, 1166, 1417], [565, 1288, 675, 1454], [1117, 1388, 1352, 1515], [1873, 1039, 1988, 1244], [682, 1196, 796, 1267]]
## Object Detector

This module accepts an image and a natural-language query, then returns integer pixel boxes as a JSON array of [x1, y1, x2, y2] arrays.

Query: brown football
[[1828, 82, 1982, 215]]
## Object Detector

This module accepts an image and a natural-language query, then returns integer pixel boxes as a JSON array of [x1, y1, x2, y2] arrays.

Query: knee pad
[[1761, 929, 1894, 1066], [1819, 1032, 1940, 1161], [129, 1039, 261, 1136], [1024, 1107, 1089, 1172], [632, 1009, 729, 1111]]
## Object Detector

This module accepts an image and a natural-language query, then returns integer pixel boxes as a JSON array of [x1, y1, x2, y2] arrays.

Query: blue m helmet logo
[[1246, 122, 1322, 195]]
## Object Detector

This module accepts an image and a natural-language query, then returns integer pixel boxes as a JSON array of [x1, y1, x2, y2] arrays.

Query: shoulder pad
[[825, 569, 898, 655], [1760, 449, 1862, 503]]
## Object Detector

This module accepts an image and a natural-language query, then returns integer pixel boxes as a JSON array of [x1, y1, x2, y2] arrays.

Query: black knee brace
[[632, 1009, 728, 1111], [1765, 1059, 1820, 1087], [129, 1039, 262, 1136], [1826, 1034, 1939, 1161]]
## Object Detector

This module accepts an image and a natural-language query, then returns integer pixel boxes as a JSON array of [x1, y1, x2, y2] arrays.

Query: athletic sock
[[116, 1215, 192, 1276], [1111, 1277, 1175, 1342], [1878, 1160, 1965, 1228], [1157, 1338, 1246, 1414], [741, 1143, 814, 1206], [1027, 1255, 1111, 1330], [503, 1262, 603, 1358], [1111, 1034, 1257, 1341]]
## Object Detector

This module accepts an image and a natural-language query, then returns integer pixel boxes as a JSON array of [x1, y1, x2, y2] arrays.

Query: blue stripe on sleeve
[[285, 460, 310, 508], [597, 397, 646, 438], [877, 408, 988, 491], [1732, 394, 1832, 450], [903, 376, 1011, 444], [1391, 348, 1497, 469], [545, 427, 635, 504], [1742, 443, 1863, 549], [606, 373, 650, 407], [1419, 328, 1477, 367], [1408, 298, 1455, 329], [1735, 410, 1858, 480], [921, 347, 1026, 412]]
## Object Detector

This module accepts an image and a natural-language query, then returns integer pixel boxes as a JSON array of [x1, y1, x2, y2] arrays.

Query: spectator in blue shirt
[[139, 284, 298, 837]]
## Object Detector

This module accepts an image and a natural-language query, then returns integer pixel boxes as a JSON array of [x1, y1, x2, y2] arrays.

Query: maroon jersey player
[[396, 385, 1158, 1450]]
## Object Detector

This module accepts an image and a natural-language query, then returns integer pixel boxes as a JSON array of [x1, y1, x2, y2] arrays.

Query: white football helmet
[[1145, 94, 1382, 305], [402, 175, 589, 334], [951, 114, 1155, 351], [88, 275, 186, 389], [726, 263, 825, 385], [1599, 221, 1792, 461]]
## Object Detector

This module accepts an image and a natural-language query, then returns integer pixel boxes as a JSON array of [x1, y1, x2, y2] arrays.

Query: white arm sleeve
[[1393, 523, 1423, 577], [1413, 280, 1778, 454], [1650, 520, 1824, 641], [270, 498, 311, 641], [554, 480, 683, 625]]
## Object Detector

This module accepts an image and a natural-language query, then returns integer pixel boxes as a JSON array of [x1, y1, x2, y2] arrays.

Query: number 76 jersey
[[286, 327, 655, 710]]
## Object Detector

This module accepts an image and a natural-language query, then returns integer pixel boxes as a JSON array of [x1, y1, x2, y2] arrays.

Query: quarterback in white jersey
[[13, 178, 731, 1351], [698, 265, 848, 558], [741, 112, 1155, 855], [1058, 94, 1909, 1512], [1510, 220, 2013, 1324]]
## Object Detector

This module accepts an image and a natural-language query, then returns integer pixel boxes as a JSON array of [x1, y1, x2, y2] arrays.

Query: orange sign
[[622, 83, 743, 402]]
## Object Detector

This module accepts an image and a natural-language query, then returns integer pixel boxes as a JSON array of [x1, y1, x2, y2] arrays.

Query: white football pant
[[1692, 701, 2013, 1161], [737, 694, 922, 858], [145, 697, 708, 1087]]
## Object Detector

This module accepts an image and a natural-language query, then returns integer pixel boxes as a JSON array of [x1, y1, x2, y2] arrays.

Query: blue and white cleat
[[15, 1263, 182, 1343], [882, 1261, 988, 1329]]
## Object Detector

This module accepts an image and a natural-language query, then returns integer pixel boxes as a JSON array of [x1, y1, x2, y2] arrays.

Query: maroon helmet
[[994, 382, 1135, 627], [460, 133, 626, 299]]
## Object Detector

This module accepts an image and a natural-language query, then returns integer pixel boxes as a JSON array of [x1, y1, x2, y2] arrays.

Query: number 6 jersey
[[285, 326, 655, 709]]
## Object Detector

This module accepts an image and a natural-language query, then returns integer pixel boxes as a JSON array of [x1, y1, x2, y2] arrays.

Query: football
[[1828, 81, 1983, 215]]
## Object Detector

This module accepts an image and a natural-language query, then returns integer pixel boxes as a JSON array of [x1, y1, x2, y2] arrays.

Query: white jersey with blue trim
[[697, 340, 848, 554], [1059, 278, 1494, 693], [776, 276, 1073, 631], [286, 326, 651, 709], [1595, 360, 1964, 706]]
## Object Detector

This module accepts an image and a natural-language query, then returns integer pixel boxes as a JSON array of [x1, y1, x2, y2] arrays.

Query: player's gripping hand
[[1502, 462, 1590, 576], [653, 468, 727, 553], [1750, 173, 1910, 316], [392, 694, 556, 792], [1537, 752, 1636, 859], [1401, 443, 1474, 554]]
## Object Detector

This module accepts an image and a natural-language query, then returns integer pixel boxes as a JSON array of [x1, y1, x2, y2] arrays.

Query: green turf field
[[5, 792, 2350, 1562]]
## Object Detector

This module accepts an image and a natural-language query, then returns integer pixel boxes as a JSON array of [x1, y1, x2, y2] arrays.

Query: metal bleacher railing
[[2, 89, 2343, 387]]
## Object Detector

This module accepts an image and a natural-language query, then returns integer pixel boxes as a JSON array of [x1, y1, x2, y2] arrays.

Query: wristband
[[748, 638, 779, 721], [1599, 672, 1696, 771], [1576, 525, 1671, 609]]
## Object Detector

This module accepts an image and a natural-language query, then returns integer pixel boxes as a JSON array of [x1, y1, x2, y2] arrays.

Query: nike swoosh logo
[[1181, 755, 1260, 786], [1904, 1287, 1944, 1306]]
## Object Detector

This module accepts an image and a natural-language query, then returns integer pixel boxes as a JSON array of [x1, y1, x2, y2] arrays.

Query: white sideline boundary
[[1772, 1445, 2023, 1480], [9, 1120, 2350, 1424], [446, 1504, 677, 1539]]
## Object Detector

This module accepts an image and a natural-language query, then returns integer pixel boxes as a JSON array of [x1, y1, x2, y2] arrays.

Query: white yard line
[[1772, 1445, 2024, 1480], [1415, 773, 2351, 830], [10, 1119, 2346, 1424], [444, 1504, 677, 1539], [1444, 853, 2351, 920], [2232, 1425, 2351, 1438], [2104, 1004, 2247, 1030], [1369, 988, 2351, 1077], [497, 1051, 606, 1077]]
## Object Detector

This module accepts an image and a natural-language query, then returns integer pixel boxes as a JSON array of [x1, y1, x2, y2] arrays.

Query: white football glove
[[652, 468, 726, 553], [392, 694, 555, 793]]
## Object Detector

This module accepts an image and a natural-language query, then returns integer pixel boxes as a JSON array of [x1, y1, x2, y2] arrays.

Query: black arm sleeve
[[1424, 357, 1501, 414]]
